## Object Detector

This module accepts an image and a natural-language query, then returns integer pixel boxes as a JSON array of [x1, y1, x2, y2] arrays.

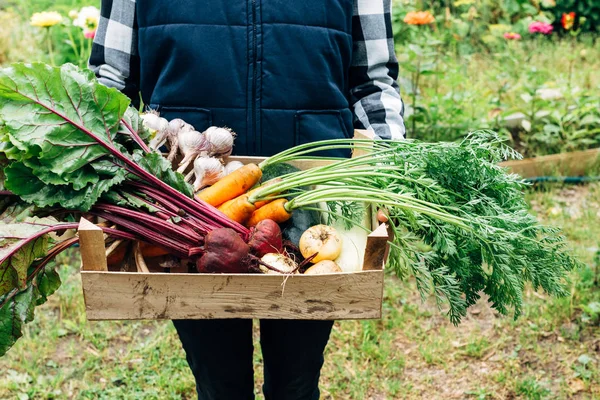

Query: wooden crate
[[78, 134, 389, 321], [499, 148, 600, 179]]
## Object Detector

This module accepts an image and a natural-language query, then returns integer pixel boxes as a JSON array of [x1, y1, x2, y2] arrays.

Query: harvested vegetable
[[139, 242, 171, 258], [248, 219, 283, 257], [196, 163, 262, 207], [304, 260, 342, 275], [218, 194, 256, 224], [224, 160, 244, 175], [142, 110, 169, 144], [191, 156, 225, 191], [299, 225, 343, 263], [176, 128, 206, 174], [196, 228, 250, 273], [334, 230, 366, 273], [280, 208, 321, 247], [203, 126, 235, 157], [259, 253, 298, 274], [246, 198, 292, 227]]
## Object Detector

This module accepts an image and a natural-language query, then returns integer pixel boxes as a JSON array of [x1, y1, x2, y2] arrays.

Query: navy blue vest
[[137, 0, 354, 157]]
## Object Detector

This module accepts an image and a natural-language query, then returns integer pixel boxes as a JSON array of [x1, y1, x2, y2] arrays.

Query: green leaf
[[32, 263, 61, 306], [0, 63, 130, 177], [4, 159, 127, 211], [133, 152, 194, 198], [0, 285, 35, 356], [0, 218, 55, 296]]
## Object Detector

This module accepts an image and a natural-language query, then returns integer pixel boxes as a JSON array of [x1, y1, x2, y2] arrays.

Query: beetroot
[[196, 228, 250, 273], [248, 219, 283, 257]]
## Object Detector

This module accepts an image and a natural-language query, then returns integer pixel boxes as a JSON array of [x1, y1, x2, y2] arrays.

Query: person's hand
[[376, 208, 389, 223]]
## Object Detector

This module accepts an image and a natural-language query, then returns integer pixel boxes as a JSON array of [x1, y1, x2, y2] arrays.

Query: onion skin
[[304, 260, 342, 275], [299, 225, 343, 263], [196, 228, 250, 273]]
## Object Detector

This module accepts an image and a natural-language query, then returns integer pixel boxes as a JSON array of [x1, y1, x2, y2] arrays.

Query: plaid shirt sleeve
[[89, 0, 140, 105], [351, 0, 405, 140]]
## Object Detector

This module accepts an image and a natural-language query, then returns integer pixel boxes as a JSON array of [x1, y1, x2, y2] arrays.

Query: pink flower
[[528, 21, 553, 35], [503, 32, 521, 40], [84, 30, 96, 39]]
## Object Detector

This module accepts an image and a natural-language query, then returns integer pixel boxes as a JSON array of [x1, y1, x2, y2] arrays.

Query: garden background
[[1, 0, 599, 398]]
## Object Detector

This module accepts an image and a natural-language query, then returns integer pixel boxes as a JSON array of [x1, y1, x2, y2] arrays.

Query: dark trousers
[[173, 319, 334, 400]]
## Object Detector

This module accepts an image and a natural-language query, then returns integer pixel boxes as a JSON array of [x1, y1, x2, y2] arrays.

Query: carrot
[[139, 241, 171, 258], [107, 241, 128, 265], [246, 198, 292, 227], [217, 197, 236, 212], [218, 177, 282, 213], [196, 163, 262, 207], [219, 194, 257, 224]]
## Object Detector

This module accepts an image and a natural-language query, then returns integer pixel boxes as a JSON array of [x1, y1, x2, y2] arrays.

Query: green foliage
[[544, 0, 600, 33], [0, 217, 63, 356], [375, 132, 580, 323], [520, 95, 600, 156]]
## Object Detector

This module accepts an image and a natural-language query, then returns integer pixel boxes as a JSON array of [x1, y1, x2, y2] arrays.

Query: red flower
[[561, 12, 575, 30]]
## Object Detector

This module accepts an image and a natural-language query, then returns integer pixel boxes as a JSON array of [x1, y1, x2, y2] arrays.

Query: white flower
[[73, 6, 100, 33]]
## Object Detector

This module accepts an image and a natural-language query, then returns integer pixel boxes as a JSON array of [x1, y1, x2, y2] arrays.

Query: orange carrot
[[107, 241, 128, 265], [196, 163, 262, 207], [250, 179, 281, 208], [219, 194, 257, 224], [139, 241, 171, 258], [246, 198, 292, 227], [219, 178, 282, 213], [217, 197, 236, 212]]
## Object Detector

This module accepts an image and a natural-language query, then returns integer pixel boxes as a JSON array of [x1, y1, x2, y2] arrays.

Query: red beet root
[[248, 219, 283, 257], [196, 228, 250, 273]]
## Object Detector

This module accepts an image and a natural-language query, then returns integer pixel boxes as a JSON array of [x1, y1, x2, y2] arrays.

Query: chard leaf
[[134, 152, 194, 198], [0, 218, 56, 296], [0, 259, 60, 356], [0, 63, 130, 177], [0, 285, 35, 356], [4, 159, 127, 211]]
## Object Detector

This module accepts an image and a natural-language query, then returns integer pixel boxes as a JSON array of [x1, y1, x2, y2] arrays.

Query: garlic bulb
[[176, 129, 207, 174], [192, 157, 225, 191], [203, 126, 235, 157], [168, 118, 194, 136], [142, 111, 169, 150], [224, 160, 244, 175], [141, 111, 168, 133]]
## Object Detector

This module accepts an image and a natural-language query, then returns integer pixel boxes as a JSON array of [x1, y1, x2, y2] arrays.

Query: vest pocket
[[294, 110, 352, 158], [150, 105, 213, 133]]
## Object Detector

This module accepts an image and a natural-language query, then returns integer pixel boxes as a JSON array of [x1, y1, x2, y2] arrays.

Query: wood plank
[[363, 224, 388, 271], [499, 148, 600, 178], [78, 218, 107, 272], [81, 271, 384, 320]]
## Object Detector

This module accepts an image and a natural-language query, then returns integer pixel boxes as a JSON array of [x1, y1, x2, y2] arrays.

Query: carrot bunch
[[195, 163, 292, 227]]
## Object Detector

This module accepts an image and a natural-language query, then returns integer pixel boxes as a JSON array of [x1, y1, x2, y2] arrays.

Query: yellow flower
[[30, 11, 62, 28], [68, 10, 79, 20], [454, 0, 475, 6], [404, 11, 435, 25]]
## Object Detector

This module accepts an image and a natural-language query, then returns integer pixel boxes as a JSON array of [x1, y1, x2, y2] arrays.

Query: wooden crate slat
[[499, 148, 600, 178], [81, 271, 383, 320]]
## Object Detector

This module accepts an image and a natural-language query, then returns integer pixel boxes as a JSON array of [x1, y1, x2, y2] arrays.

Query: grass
[[1, 183, 600, 399]]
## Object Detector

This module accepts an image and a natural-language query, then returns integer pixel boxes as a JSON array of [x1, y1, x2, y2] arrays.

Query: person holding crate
[[90, 0, 405, 398]]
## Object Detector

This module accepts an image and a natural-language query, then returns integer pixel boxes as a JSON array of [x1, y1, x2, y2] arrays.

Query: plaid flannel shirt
[[90, 0, 405, 139]]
